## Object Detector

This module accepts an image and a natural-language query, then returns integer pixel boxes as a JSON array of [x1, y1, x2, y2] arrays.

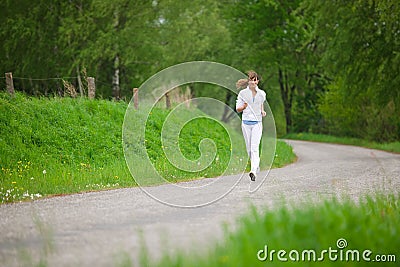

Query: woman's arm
[[236, 95, 248, 113], [237, 102, 248, 113], [261, 103, 266, 117]]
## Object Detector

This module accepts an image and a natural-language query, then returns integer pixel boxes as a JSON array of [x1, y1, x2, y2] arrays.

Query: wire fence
[[1, 72, 99, 99], [2, 74, 139, 102], [1, 72, 191, 110], [1, 72, 141, 108]]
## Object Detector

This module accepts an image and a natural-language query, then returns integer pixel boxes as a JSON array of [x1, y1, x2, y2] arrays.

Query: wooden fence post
[[5, 72, 15, 97], [133, 88, 139, 110], [165, 92, 171, 109], [87, 77, 95, 99]]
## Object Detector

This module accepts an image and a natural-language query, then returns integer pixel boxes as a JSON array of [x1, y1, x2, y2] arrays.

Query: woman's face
[[249, 77, 259, 88]]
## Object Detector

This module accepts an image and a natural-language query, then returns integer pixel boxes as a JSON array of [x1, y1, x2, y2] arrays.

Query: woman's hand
[[237, 102, 248, 113], [261, 104, 266, 117]]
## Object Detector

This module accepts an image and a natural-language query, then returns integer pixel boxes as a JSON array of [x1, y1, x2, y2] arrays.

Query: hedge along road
[[0, 140, 399, 267]]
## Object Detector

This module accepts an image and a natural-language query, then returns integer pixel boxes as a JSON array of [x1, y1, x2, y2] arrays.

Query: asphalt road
[[1, 140, 399, 266]]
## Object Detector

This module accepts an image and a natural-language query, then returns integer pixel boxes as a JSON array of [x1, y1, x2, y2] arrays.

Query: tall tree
[[307, 0, 400, 141], [222, 0, 325, 134], [155, 0, 231, 65], [68, 0, 160, 98], [1, 0, 69, 94], [1, 0, 233, 98]]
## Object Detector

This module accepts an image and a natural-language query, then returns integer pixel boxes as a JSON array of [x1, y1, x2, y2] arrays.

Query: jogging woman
[[236, 71, 266, 181]]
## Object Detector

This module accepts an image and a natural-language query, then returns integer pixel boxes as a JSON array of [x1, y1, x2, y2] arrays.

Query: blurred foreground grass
[[142, 193, 399, 267]]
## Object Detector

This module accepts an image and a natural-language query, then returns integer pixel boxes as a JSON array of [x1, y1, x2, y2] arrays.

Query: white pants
[[241, 122, 263, 173]]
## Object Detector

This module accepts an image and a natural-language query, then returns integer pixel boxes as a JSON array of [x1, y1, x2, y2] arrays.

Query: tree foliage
[[1, 0, 399, 141], [222, 0, 327, 134], [307, 0, 400, 141]]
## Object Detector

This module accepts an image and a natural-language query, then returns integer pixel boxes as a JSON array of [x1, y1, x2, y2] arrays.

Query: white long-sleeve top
[[236, 86, 266, 121]]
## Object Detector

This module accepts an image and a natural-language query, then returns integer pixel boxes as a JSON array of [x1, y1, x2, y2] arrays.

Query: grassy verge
[[0, 92, 295, 203], [284, 132, 400, 153], [270, 139, 297, 168], [142, 193, 399, 267], [143, 107, 247, 182], [0, 92, 133, 203]]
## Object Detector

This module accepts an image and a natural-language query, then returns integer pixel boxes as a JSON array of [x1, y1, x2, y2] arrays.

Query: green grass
[[141, 193, 399, 267], [270, 139, 297, 168], [144, 107, 246, 181], [0, 92, 295, 203], [285, 133, 400, 153], [0, 92, 133, 203]]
